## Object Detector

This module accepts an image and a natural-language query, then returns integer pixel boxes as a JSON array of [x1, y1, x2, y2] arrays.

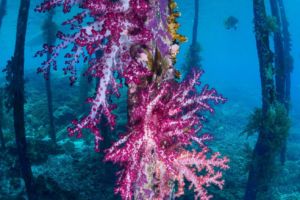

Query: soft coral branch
[[35, 0, 81, 13], [105, 70, 229, 199], [36, 0, 229, 199], [35, 0, 173, 149]]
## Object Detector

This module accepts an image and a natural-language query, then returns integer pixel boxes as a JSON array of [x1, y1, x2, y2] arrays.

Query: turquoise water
[[0, 0, 299, 199]]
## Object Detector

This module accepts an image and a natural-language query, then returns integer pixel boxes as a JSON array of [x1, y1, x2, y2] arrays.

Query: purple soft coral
[[36, 0, 229, 199], [105, 70, 229, 199]]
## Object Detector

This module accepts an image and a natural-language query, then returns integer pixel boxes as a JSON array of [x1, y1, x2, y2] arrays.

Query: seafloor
[[0, 69, 299, 200]]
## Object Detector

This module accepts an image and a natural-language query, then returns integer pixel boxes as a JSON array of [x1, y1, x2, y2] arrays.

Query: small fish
[[224, 16, 239, 30]]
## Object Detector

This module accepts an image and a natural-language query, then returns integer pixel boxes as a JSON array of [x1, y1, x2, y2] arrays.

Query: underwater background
[[0, 0, 299, 199]]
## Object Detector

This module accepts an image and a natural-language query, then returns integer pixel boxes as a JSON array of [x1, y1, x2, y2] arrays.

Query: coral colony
[[35, 0, 229, 199]]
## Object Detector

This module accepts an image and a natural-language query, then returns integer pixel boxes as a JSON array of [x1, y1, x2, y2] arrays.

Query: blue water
[[177, 0, 300, 140], [0, 1, 299, 114]]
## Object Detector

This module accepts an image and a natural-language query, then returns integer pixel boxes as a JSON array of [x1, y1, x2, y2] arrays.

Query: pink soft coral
[[35, 1, 229, 199], [105, 70, 229, 200], [35, 0, 168, 151]]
